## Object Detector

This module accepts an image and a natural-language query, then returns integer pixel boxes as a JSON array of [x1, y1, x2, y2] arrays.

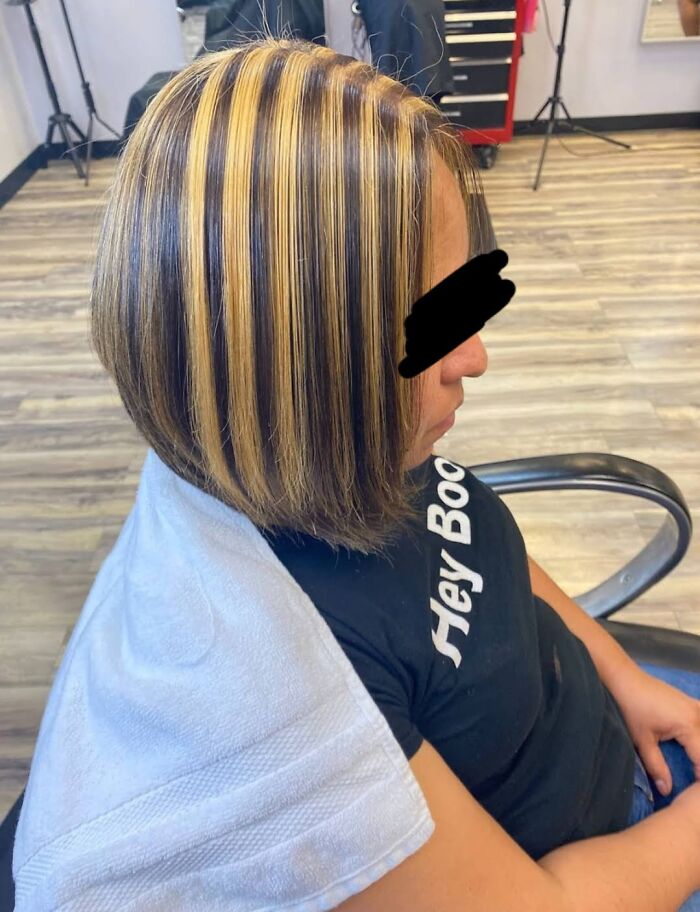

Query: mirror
[[641, 0, 700, 40]]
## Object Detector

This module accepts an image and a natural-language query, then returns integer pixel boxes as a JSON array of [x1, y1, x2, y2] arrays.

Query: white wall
[[513, 0, 700, 119], [0, 0, 186, 183], [0, 19, 39, 183]]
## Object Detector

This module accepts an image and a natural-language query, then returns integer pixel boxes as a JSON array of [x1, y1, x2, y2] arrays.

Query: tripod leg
[[84, 114, 94, 187], [66, 119, 92, 181], [558, 99, 632, 149], [533, 98, 560, 191], [66, 116, 87, 144], [567, 123, 633, 149], [65, 117, 91, 179], [43, 121, 55, 169], [531, 96, 553, 124], [56, 117, 86, 180], [558, 99, 574, 121]]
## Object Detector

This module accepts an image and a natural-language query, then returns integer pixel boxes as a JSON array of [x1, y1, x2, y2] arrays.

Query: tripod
[[530, 0, 632, 191], [8, 0, 86, 180], [55, 0, 121, 185]]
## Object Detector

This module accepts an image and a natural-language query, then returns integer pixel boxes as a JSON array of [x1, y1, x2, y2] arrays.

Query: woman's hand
[[610, 667, 700, 797]]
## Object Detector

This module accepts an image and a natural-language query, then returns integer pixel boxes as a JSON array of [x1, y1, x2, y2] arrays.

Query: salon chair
[[0, 451, 697, 910]]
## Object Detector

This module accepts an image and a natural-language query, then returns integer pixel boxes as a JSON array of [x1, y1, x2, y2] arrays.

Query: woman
[[15, 34, 700, 911]]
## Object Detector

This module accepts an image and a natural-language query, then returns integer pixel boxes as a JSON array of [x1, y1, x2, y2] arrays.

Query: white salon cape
[[12, 448, 435, 911]]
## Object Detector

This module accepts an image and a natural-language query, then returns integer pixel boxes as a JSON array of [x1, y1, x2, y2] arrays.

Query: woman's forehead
[[430, 157, 468, 261]]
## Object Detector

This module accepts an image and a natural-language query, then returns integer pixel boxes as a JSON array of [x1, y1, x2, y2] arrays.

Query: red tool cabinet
[[438, 0, 528, 167]]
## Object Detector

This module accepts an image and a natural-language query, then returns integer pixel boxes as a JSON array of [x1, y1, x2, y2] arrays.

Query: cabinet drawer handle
[[445, 11, 516, 21], [450, 56, 513, 65], [441, 93, 509, 102], [446, 32, 516, 42]]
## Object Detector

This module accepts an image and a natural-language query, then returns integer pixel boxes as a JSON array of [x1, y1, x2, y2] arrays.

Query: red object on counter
[[523, 0, 538, 32]]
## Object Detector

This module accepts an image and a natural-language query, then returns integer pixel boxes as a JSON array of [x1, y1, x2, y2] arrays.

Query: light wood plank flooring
[[1, 129, 699, 817]]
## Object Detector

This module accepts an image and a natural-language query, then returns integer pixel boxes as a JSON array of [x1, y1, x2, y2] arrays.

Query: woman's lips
[[431, 396, 462, 432]]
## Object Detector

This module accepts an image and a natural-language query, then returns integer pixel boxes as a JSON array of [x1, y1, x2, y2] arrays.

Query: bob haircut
[[90, 32, 492, 557]]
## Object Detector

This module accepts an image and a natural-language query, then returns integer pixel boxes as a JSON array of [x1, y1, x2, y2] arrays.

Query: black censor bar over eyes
[[398, 249, 516, 379]]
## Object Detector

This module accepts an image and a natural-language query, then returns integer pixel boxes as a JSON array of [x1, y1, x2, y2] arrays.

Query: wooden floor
[[0, 129, 699, 818]]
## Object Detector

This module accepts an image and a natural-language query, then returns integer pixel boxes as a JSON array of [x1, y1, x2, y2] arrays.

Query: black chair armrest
[[599, 620, 700, 673], [468, 452, 693, 619]]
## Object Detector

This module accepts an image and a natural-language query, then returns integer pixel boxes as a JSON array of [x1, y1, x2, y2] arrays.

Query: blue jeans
[[626, 662, 700, 911]]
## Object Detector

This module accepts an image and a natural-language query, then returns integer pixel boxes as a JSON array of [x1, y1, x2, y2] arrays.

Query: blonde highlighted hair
[[90, 33, 490, 556]]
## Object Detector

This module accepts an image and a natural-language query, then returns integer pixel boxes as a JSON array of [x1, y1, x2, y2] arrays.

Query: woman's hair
[[90, 32, 491, 557]]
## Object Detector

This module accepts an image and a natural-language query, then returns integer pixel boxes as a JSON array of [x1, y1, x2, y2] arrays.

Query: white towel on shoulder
[[12, 448, 434, 911]]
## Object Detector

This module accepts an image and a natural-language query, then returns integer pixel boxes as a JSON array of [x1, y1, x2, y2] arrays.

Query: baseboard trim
[[0, 147, 46, 209], [0, 140, 124, 210], [513, 110, 700, 135]]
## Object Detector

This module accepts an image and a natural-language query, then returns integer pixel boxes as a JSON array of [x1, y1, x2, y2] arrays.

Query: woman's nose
[[445, 333, 489, 377]]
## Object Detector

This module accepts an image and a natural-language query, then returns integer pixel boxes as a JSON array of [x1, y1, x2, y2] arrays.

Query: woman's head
[[90, 35, 492, 557], [403, 150, 490, 472]]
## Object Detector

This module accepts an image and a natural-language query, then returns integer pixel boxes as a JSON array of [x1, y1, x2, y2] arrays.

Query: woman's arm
[[528, 554, 700, 800], [526, 554, 640, 696]]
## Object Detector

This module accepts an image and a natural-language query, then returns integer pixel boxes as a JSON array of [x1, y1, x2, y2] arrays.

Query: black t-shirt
[[258, 453, 636, 860]]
